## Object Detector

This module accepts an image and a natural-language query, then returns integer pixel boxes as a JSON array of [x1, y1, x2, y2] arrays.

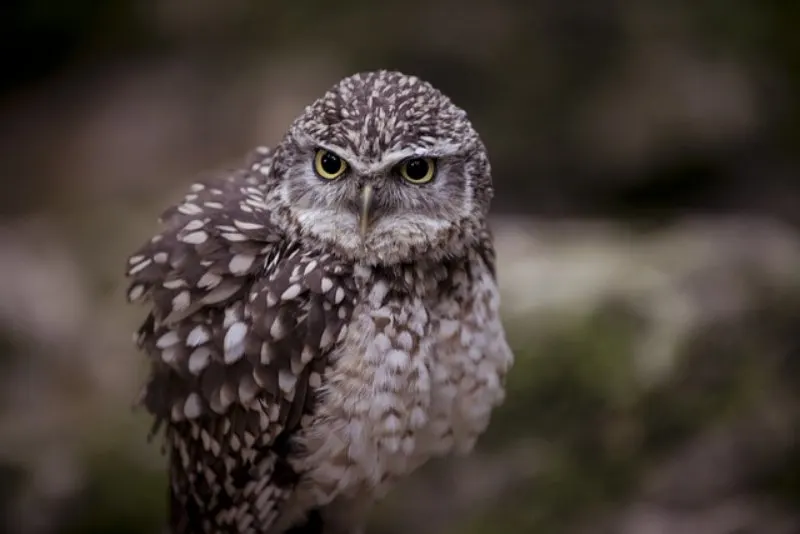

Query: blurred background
[[1, 1, 799, 533]]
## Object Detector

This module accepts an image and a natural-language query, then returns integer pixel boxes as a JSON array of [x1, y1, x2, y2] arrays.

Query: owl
[[125, 70, 514, 534]]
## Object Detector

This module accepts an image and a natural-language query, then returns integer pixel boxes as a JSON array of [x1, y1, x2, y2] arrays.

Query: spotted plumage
[[126, 70, 513, 534]]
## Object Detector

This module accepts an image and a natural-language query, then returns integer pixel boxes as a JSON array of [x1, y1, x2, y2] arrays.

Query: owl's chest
[[296, 284, 457, 488], [299, 296, 430, 479], [296, 262, 509, 505]]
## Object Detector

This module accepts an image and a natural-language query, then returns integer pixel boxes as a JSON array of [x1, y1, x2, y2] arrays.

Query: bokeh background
[[1, 1, 799, 533]]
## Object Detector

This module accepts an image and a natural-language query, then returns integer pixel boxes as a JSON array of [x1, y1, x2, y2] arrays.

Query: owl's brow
[[375, 145, 464, 166], [310, 141, 466, 175]]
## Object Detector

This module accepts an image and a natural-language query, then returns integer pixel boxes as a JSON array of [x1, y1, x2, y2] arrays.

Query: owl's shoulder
[[126, 151, 282, 317]]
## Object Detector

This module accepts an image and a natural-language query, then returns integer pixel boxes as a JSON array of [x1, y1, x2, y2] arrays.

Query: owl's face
[[269, 70, 493, 266]]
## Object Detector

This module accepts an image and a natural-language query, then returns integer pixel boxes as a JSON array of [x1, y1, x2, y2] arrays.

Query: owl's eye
[[314, 149, 348, 180], [398, 157, 436, 184]]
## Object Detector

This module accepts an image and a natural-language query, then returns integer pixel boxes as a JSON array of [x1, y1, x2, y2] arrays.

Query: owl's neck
[[350, 254, 475, 302]]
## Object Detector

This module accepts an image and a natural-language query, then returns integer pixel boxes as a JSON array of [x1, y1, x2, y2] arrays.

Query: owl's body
[[126, 71, 513, 534]]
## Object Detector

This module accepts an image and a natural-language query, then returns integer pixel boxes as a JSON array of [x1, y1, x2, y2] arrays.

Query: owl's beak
[[359, 184, 374, 237]]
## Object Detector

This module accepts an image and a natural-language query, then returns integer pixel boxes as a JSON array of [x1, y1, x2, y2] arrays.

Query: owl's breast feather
[[295, 254, 512, 504], [294, 288, 434, 501]]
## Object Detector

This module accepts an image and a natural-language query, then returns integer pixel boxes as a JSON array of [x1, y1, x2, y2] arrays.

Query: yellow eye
[[314, 149, 348, 180], [399, 157, 436, 184]]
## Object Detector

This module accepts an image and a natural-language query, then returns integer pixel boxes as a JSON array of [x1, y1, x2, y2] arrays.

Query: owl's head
[[268, 70, 494, 266]]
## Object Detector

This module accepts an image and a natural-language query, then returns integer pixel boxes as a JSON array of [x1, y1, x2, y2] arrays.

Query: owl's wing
[[125, 148, 356, 533]]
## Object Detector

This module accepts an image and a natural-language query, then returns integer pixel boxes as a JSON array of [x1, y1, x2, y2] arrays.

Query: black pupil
[[405, 159, 429, 180], [320, 152, 342, 175]]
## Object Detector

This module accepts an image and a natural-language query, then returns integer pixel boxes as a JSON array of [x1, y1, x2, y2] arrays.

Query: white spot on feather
[[221, 232, 247, 242], [181, 231, 208, 244], [278, 369, 297, 396], [128, 258, 152, 275], [187, 325, 211, 347], [178, 203, 203, 215], [229, 254, 255, 275], [182, 219, 205, 232], [320, 277, 333, 293], [188, 347, 212, 374], [410, 406, 427, 428], [309, 372, 322, 388], [386, 349, 410, 372], [382, 414, 402, 434], [184, 393, 203, 419], [438, 319, 460, 339], [334, 287, 346, 304], [127, 284, 145, 301], [163, 279, 186, 290], [234, 220, 264, 231], [156, 331, 180, 349], [224, 322, 248, 363], [269, 318, 287, 340], [172, 290, 191, 312], [281, 283, 302, 301], [197, 272, 221, 289], [201, 283, 241, 305]]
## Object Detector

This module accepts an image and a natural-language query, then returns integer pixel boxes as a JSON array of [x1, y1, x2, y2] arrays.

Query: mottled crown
[[289, 70, 481, 162]]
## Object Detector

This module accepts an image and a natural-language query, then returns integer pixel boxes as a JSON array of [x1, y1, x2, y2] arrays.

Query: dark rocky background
[[0, 1, 798, 533]]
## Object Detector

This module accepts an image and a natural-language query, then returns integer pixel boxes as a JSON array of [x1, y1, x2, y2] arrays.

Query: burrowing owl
[[125, 70, 514, 534]]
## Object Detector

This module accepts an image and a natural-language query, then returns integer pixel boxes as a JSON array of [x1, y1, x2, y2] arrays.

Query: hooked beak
[[359, 184, 374, 238]]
